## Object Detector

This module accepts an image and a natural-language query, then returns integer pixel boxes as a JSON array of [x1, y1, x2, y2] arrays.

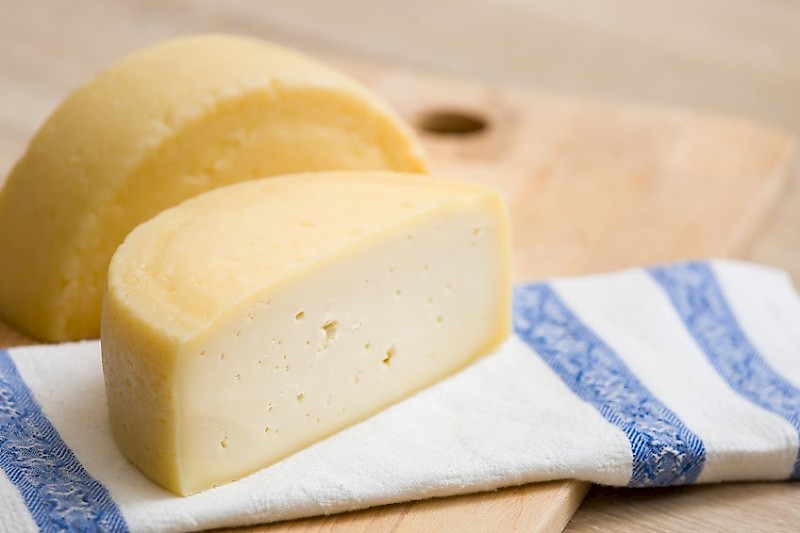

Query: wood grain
[[220, 481, 589, 533], [1, 1, 799, 531], [207, 0, 800, 138], [343, 62, 796, 281], [566, 483, 800, 533]]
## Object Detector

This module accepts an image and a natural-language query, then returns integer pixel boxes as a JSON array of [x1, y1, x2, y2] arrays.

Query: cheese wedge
[[101, 171, 511, 495], [0, 34, 426, 341]]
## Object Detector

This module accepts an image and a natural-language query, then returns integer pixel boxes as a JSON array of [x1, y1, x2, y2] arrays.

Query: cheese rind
[[102, 171, 511, 495], [0, 34, 426, 341]]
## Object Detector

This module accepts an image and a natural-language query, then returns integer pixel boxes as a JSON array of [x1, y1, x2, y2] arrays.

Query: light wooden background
[[2, 1, 800, 531], [2, 0, 799, 139]]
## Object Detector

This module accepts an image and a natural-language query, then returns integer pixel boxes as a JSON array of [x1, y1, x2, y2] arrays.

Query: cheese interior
[[0, 34, 426, 341], [102, 172, 511, 495]]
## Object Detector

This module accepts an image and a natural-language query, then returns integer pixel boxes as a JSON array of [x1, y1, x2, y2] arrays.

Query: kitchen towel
[[1, 260, 799, 532]]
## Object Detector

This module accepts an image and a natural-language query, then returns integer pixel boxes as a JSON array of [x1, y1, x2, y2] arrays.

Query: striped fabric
[[0, 260, 797, 532], [513, 283, 706, 487], [0, 352, 128, 532], [650, 263, 800, 479]]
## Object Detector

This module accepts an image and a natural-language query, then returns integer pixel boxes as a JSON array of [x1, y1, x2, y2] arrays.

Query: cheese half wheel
[[101, 171, 511, 495], [0, 34, 426, 341]]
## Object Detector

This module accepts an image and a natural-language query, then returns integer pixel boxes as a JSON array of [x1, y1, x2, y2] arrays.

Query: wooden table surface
[[2, 1, 800, 531]]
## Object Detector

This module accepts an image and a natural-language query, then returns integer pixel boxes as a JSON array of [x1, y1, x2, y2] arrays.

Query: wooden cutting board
[[0, 60, 797, 533]]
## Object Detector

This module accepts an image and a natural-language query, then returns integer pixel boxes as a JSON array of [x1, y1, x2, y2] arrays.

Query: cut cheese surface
[[0, 34, 426, 341], [101, 171, 511, 495]]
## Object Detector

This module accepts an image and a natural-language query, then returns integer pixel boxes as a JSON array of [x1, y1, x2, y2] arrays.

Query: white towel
[[1, 260, 798, 532]]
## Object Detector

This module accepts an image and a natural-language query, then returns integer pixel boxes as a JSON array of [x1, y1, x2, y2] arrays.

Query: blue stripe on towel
[[0, 350, 128, 532], [651, 261, 800, 480], [514, 283, 706, 487]]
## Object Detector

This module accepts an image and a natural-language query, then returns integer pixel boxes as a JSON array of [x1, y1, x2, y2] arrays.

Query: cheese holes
[[318, 320, 338, 351], [471, 227, 483, 246], [296, 393, 305, 403], [295, 311, 305, 321], [322, 320, 338, 341], [383, 346, 396, 365]]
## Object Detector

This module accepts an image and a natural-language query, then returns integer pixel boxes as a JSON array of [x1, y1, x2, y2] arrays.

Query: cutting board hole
[[417, 110, 488, 136]]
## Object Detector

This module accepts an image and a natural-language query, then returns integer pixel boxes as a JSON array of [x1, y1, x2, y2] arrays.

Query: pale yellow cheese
[[0, 34, 426, 341], [101, 171, 511, 495]]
